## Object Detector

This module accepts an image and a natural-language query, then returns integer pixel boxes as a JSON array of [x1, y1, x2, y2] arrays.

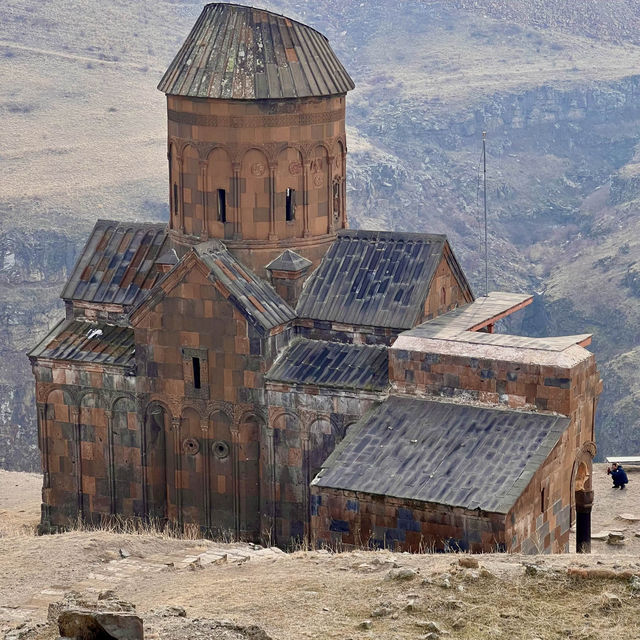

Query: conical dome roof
[[158, 3, 355, 100]]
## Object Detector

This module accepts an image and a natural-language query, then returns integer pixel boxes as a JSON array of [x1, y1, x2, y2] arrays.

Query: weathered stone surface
[[386, 567, 417, 581], [58, 610, 144, 639]]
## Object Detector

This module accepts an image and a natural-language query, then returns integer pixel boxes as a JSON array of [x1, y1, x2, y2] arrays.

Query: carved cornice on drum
[[168, 108, 344, 130]]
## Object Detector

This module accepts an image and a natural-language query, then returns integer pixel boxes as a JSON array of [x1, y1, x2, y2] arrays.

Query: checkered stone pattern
[[310, 489, 506, 553]]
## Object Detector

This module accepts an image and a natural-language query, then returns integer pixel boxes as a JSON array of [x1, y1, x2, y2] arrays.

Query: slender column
[[71, 406, 84, 520], [302, 432, 311, 543], [172, 417, 183, 527], [268, 166, 277, 241], [302, 161, 310, 237], [232, 162, 241, 240], [37, 403, 49, 488], [231, 430, 240, 539], [328, 155, 335, 234], [201, 420, 211, 531], [177, 153, 185, 234], [105, 409, 116, 515], [575, 489, 594, 553], [200, 160, 209, 239]]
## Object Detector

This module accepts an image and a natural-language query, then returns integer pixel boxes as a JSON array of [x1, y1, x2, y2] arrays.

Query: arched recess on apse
[[79, 391, 108, 520], [180, 406, 205, 527], [169, 141, 180, 227], [308, 144, 331, 235], [237, 412, 263, 540], [334, 139, 346, 228], [111, 395, 140, 517], [307, 417, 335, 484], [44, 388, 79, 524], [570, 442, 596, 524], [206, 147, 233, 239], [276, 146, 304, 240], [209, 409, 234, 535], [143, 401, 170, 522], [240, 148, 270, 240], [181, 144, 201, 237]]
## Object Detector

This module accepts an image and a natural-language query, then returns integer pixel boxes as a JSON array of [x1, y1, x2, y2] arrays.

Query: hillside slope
[[1, 0, 640, 468]]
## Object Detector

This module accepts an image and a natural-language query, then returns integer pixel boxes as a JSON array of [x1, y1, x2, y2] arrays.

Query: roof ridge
[[337, 229, 448, 242]]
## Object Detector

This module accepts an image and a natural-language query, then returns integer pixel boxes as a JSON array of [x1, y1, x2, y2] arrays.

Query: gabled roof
[[266, 339, 388, 392], [196, 242, 296, 331], [312, 396, 569, 514], [158, 3, 355, 100], [296, 230, 471, 330], [29, 319, 134, 369], [61, 220, 168, 307]]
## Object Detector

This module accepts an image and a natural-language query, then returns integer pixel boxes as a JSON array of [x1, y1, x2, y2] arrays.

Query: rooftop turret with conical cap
[[159, 3, 355, 275]]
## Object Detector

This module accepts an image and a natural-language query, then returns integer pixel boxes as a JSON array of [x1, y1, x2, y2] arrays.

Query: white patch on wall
[[1, 252, 16, 271]]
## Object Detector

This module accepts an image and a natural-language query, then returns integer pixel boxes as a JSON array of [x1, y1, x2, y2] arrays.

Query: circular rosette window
[[212, 440, 230, 460], [182, 438, 200, 456]]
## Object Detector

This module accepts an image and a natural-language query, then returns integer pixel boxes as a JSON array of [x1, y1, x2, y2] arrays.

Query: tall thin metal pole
[[483, 131, 488, 297]]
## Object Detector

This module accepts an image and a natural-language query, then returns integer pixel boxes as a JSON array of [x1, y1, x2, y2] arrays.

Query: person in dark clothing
[[607, 463, 629, 489]]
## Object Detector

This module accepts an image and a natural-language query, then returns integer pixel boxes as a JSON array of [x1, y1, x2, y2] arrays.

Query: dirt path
[[2, 465, 640, 638]]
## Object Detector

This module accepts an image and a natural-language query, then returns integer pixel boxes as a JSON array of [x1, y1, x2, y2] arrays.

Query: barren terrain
[[2, 465, 640, 639]]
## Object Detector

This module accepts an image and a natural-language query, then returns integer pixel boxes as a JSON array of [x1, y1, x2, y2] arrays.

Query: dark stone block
[[346, 499, 359, 513], [480, 369, 495, 379], [397, 507, 413, 521], [535, 397, 548, 410], [544, 377, 571, 389], [329, 519, 350, 533], [507, 371, 518, 382]]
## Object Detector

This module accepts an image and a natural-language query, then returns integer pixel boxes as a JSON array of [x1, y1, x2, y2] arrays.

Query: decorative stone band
[[167, 108, 345, 129]]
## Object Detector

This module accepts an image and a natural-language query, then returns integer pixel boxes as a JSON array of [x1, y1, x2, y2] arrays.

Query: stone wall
[[33, 361, 137, 530], [266, 382, 381, 545], [310, 488, 506, 552], [167, 94, 347, 276]]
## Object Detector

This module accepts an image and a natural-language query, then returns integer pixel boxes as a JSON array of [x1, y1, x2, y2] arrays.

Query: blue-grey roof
[[312, 396, 569, 513], [29, 319, 134, 368], [158, 3, 355, 100], [296, 230, 470, 329], [266, 339, 388, 392], [61, 220, 168, 307], [195, 241, 296, 332]]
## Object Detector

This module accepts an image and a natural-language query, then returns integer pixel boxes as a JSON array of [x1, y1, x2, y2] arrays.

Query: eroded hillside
[[2, 0, 640, 468]]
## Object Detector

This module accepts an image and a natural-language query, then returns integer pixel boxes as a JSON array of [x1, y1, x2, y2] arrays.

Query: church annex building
[[29, 3, 602, 554]]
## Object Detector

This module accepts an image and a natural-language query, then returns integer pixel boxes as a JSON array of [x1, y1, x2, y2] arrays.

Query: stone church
[[29, 3, 602, 553]]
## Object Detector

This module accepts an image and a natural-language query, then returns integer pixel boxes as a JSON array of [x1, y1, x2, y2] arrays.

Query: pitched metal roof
[[296, 230, 451, 329], [195, 241, 296, 331], [265, 249, 312, 273], [266, 339, 388, 392], [158, 3, 355, 100], [312, 396, 568, 513], [61, 220, 168, 307], [29, 319, 135, 368]]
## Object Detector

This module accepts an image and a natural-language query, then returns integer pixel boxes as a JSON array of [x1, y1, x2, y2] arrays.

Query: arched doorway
[[573, 443, 596, 553], [144, 403, 169, 523]]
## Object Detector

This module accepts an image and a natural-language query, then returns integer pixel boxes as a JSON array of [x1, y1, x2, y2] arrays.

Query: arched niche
[[169, 142, 181, 227], [144, 402, 169, 521], [275, 146, 304, 239], [181, 144, 201, 237], [238, 413, 262, 539], [209, 410, 234, 534], [335, 140, 346, 228], [111, 396, 141, 517], [308, 145, 330, 235], [206, 147, 233, 238], [240, 148, 270, 240], [79, 392, 108, 520], [44, 388, 78, 524], [180, 406, 204, 526], [307, 417, 335, 483]]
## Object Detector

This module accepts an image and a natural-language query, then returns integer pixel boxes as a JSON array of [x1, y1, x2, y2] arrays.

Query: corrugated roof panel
[[29, 319, 135, 368], [313, 396, 568, 513], [158, 3, 355, 99], [61, 220, 168, 308], [296, 230, 453, 329], [267, 339, 389, 391]]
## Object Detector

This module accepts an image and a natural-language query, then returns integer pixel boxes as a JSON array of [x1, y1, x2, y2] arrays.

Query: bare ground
[[2, 465, 640, 638]]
